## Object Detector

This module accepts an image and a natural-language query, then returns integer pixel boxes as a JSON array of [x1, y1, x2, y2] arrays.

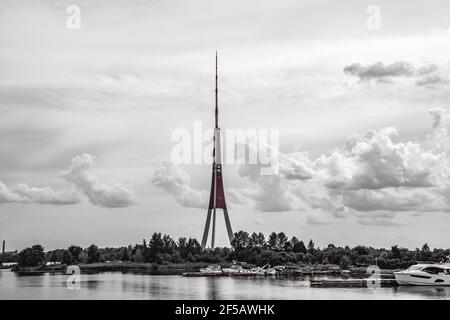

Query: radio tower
[[201, 52, 233, 248]]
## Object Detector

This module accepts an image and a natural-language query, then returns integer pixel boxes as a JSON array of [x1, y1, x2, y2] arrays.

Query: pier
[[310, 279, 398, 288]]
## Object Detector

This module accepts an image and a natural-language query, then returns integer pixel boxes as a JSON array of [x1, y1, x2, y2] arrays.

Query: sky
[[1, 0, 450, 250]]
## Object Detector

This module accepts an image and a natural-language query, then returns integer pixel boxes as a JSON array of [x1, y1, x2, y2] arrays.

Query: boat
[[394, 263, 450, 286], [222, 264, 245, 275], [273, 265, 302, 276], [199, 264, 223, 274], [261, 264, 277, 276], [248, 267, 266, 276]]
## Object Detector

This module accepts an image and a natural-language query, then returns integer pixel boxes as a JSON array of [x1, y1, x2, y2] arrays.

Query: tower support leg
[[223, 208, 234, 244], [201, 208, 213, 248], [211, 209, 216, 249]]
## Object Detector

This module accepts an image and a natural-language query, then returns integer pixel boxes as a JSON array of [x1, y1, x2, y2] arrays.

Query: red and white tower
[[201, 52, 233, 248]]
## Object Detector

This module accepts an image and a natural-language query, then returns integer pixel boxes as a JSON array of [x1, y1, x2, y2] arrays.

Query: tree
[[149, 233, 164, 260], [267, 232, 278, 251], [121, 248, 130, 261], [162, 234, 177, 254], [132, 248, 144, 262], [68, 245, 83, 264], [178, 237, 189, 259], [249, 232, 266, 248], [277, 232, 289, 251], [231, 231, 250, 252], [340, 255, 351, 270], [78, 251, 88, 263], [62, 250, 72, 265], [186, 238, 202, 255], [18, 245, 45, 267], [87, 244, 100, 263], [49, 250, 58, 262], [307, 239, 315, 254], [420, 243, 432, 261], [142, 239, 149, 262], [390, 245, 401, 259], [291, 237, 307, 254]]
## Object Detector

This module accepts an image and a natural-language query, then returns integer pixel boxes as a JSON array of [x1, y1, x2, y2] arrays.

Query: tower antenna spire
[[215, 51, 218, 129]]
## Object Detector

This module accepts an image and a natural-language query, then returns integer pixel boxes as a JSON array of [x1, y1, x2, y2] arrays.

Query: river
[[1, 269, 449, 300]]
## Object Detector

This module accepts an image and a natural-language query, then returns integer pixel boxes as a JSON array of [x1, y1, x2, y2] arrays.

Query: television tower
[[201, 52, 233, 249]]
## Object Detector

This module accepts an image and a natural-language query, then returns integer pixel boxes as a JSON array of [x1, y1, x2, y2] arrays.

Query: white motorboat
[[394, 263, 450, 286]]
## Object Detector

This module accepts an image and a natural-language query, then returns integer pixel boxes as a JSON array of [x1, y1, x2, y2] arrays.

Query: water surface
[[1, 269, 449, 300]]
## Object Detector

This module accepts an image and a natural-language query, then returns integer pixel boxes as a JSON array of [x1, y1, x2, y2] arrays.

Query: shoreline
[[9, 262, 399, 277]]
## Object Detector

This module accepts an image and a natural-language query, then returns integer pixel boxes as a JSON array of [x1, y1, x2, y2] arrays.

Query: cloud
[[252, 175, 292, 212], [0, 180, 27, 203], [13, 184, 80, 205], [278, 152, 314, 180], [316, 127, 445, 190], [416, 63, 438, 75], [341, 188, 446, 212], [229, 110, 450, 226], [0, 179, 80, 205], [305, 212, 332, 225], [0, 154, 136, 207], [61, 154, 136, 208], [344, 61, 447, 88], [416, 74, 447, 88], [356, 216, 404, 226], [344, 61, 414, 82], [151, 162, 208, 208]]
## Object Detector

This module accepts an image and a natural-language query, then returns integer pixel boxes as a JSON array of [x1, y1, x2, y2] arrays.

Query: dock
[[182, 272, 224, 277], [310, 278, 398, 288], [182, 271, 266, 277]]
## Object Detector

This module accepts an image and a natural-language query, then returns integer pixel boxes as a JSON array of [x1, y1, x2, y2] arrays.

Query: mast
[[215, 51, 218, 129]]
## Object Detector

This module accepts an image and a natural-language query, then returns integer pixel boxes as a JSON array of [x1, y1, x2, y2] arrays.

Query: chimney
[[2, 240, 5, 254]]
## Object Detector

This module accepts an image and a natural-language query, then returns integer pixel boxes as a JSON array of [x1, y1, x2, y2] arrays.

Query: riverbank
[[11, 261, 399, 277]]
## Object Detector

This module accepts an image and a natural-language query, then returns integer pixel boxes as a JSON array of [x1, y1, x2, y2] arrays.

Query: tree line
[[2, 231, 449, 270]]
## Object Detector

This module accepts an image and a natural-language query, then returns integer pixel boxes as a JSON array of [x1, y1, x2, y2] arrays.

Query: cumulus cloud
[[344, 61, 447, 88], [342, 188, 446, 212], [416, 74, 447, 88], [0, 179, 79, 205], [13, 184, 80, 205], [151, 162, 208, 208], [252, 175, 292, 212], [416, 63, 439, 75], [0, 180, 27, 203], [1, 154, 136, 207], [61, 154, 136, 208], [344, 61, 414, 82], [317, 127, 445, 190], [229, 110, 450, 225], [278, 152, 314, 180]]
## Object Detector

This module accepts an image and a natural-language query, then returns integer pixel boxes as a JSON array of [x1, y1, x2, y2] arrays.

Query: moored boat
[[394, 263, 450, 286], [199, 264, 223, 274]]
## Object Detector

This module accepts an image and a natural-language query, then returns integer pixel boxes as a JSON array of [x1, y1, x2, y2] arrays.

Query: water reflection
[[1, 269, 449, 300], [395, 286, 450, 299]]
